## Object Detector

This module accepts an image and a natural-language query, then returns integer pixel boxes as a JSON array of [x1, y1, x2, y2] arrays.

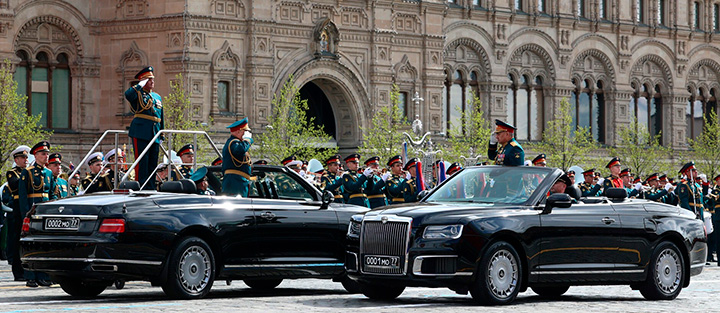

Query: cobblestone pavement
[[1, 262, 719, 313]]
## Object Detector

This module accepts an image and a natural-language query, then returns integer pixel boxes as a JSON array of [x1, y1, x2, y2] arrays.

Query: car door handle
[[601, 217, 616, 224], [260, 212, 275, 219]]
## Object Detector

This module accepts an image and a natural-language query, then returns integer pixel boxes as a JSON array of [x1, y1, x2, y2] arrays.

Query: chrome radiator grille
[[360, 217, 411, 275]]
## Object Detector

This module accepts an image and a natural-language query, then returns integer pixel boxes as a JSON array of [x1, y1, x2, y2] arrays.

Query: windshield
[[425, 167, 552, 204]]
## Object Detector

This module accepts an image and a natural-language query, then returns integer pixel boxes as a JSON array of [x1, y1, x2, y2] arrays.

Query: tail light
[[99, 219, 125, 233], [22, 217, 31, 233]]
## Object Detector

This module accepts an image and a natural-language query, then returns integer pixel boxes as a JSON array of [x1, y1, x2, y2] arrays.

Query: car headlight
[[422, 225, 463, 239], [347, 215, 363, 238]]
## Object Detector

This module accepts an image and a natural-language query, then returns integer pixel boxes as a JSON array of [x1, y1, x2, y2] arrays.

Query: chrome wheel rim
[[487, 249, 518, 299], [655, 248, 681, 294], [179, 245, 211, 293]]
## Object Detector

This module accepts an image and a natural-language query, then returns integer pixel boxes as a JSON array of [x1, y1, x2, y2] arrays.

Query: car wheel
[[359, 282, 405, 300], [531, 285, 569, 298], [161, 236, 215, 299], [59, 279, 108, 298], [470, 241, 522, 305], [243, 279, 283, 290], [114, 280, 125, 290], [340, 276, 362, 294], [639, 241, 685, 300]]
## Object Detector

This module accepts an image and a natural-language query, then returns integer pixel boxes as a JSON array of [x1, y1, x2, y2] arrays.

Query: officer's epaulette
[[509, 141, 518, 147], [26, 165, 35, 171]]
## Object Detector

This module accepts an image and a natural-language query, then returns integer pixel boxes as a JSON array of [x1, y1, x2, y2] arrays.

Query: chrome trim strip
[[224, 263, 343, 269], [359, 215, 413, 276], [412, 255, 473, 276], [31, 214, 98, 221], [530, 269, 645, 275], [21, 257, 161, 266], [690, 263, 705, 269], [346, 251, 358, 273]]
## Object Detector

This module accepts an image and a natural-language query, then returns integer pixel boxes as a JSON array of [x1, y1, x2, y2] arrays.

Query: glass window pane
[[531, 89, 542, 141], [217, 81, 228, 111], [693, 100, 703, 138], [506, 86, 515, 126], [31, 92, 48, 127], [649, 97, 660, 136], [637, 96, 648, 129], [515, 0, 522, 11], [599, 0, 606, 18], [592, 93, 604, 142], [538, 0, 544, 12], [399, 92, 408, 120], [694, 2, 701, 28], [450, 84, 463, 131], [442, 85, 448, 133], [52, 68, 70, 128], [578, 92, 591, 129], [570, 92, 578, 128], [32, 67, 48, 81], [516, 87, 528, 140], [14, 66, 27, 96], [687, 100, 694, 139]]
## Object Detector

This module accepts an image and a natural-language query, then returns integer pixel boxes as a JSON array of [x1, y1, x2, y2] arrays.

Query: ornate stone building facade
[[1, 0, 719, 161]]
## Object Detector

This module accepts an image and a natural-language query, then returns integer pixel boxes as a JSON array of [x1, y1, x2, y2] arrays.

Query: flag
[[415, 161, 425, 192], [438, 161, 447, 184]]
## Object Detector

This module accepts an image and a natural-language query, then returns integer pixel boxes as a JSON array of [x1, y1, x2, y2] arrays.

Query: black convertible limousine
[[20, 165, 369, 299], [346, 166, 707, 305]]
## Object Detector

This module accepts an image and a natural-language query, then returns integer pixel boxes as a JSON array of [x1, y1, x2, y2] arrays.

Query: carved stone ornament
[[313, 17, 340, 59]]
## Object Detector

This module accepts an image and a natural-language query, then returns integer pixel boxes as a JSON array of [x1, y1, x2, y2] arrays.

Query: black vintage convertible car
[[345, 166, 707, 305], [20, 165, 369, 299]]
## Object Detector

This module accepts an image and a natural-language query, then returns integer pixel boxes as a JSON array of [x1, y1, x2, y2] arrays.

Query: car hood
[[364, 201, 539, 225]]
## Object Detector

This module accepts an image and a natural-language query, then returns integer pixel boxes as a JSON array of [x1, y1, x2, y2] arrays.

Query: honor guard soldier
[[488, 119, 524, 166], [342, 154, 370, 208], [190, 167, 215, 196], [82, 152, 111, 194], [363, 156, 387, 209], [171, 144, 195, 180], [68, 172, 81, 197], [567, 171, 576, 185], [600, 157, 623, 195], [675, 162, 705, 219], [47, 153, 68, 198], [125, 66, 163, 190], [3, 145, 30, 281], [17, 141, 56, 287], [104, 148, 125, 189], [620, 168, 641, 198], [320, 155, 344, 203], [532, 154, 547, 167], [222, 118, 253, 197], [385, 155, 408, 204], [403, 158, 421, 203], [643, 173, 674, 202], [579, 169, 602, 197]]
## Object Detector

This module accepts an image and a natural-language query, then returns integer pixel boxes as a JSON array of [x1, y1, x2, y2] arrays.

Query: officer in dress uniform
[[488, 119, 524, 166], [675, 162, 705, 220], [82, 152, 111, 194], [254, 160, 268, 165], [600, 157, 623, 196], [103, 148, 125, 190], [68, 172, 81, 197], [619, 168, 641, 198], [445, 162, 466, 198], [363, 156, 387, 209], [125, 66, 163, 190], [320, 155, 344, 203], [385, 155, 408, 204], [532, 154, 547, 167], [342, 154, 370, 208], [446, 162, 462, 176], [174, 144, 195, 180], [17, 141, 56, 287], [212, 157, 223, 167], [47, 153, 68, 198], [222, 118, 253, 197], [190, 167, 215, 195], [579, 168, 602, 197], [3, 145, 30, 280], [403, 158, 421, 203], [708, 174, 720, 266], [642, 173, 674, 201]]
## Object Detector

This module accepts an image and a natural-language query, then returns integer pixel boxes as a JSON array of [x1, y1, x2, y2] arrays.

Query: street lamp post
[[402, 91, 442, 185]]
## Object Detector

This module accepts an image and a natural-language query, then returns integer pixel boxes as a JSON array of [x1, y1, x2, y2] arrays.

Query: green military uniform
[[3, 162, 25, 280], [402, 158, 423, 203], [321, 173, 344, 203], [173, 144, 195, 180], [385, 174, 408, 205], [125, 66, 163, 190], [579, 182, 602, 197], [222, 118, 253, 197], [342, 154, 369, 208], [363, 156, 387, 209], [675, 162, 705, 219], [55, 177, 69, 198], [488, 120, 524, 166]]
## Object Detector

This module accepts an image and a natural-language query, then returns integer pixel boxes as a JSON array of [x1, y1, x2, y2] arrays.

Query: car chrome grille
[[360, 216, 412, 275]]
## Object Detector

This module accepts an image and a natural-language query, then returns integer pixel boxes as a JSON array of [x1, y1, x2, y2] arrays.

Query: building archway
[[299, 81, 336, 138]]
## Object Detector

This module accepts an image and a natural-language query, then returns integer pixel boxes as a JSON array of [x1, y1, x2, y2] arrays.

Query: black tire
[[470, 241, 522, 305], [531, 285, 569, 298], [359, 282, 405, 300], [161, 236, 215, 299], [340, 277, 362, 294], [114, 280, 125, 290], [639, 241, 685, 300], [60, 279, 108, 298], [243, 279, 283, 290]]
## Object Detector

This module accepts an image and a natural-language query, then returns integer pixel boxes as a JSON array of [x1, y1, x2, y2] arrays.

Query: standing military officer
[[47, 153, 68, 198], [675, 162, 705, 219], [222, 118, 253, 197], [320, 155, 344, 203], [17, 141, 57, 287], [488, 119, 524, 166], [579, 169, 602, 197], [3, 145, 30, 281], [363, 156, 387, 209], [82, 152, 111, 194], [125, 66, 163, 190], [342, 154, 370, 208], [385, 155, 407, 204]]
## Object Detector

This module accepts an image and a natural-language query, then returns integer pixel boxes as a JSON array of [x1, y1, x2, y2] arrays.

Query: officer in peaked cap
[[342, 154, 369, 208], [82, 152, 111, 194], [281, 155, 297, 167], [104, 148, 126, 190], [320, 154, 344, 203], [222, 118, 253, 197], [47, 153, 68, 198], [446, 162, 462, 176], [253, 159, 268, 165], [173, 144, 195, 180], [211, 157, 223, 167], [403, 158, 422, 203], [190, 167, 215, 196], [675, 162, 705, 219], [17, 141, 56, 287], [125, 66, 163, 190], [363, 156, 387, 209], [2, 145, 30, 280], [385, 155, 408, 205], [600, 157, 623, 196], [532, 154, 547, 167], [643, 172, 674, 202], [579, 168, 602, 197], [68, 172, 81, 197], [619, 168, 641, 198], [488, 119, 524, 166]]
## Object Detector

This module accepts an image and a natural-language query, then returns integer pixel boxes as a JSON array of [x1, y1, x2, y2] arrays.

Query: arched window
[[599, 0, 607, 19], [469, 71, 479, 96], [687, 88, 719, 139], [657, 0, 666, 25], [714, 3, 719, 32], [637, 0, 645, 24], [693, 1, 702, 30], [571, 79, 605, 142], [446, 70, 466, 132], [14, 50, 71, 129], [515, 0, 523, 11], [630, 83, 662, 138], [577, 0, 586, 17], [538, 0, 546, 13], [506, 74, 543, 141]]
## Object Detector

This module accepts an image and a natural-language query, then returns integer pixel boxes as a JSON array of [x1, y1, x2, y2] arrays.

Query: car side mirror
[[321, 190, 334, 209], [544, 193, 573, 213], [417, 189, 430, 202]]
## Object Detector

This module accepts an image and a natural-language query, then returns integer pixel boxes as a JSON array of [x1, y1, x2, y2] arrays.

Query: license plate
[[45, 218, 80, 230], [364, 255, 400, 269]]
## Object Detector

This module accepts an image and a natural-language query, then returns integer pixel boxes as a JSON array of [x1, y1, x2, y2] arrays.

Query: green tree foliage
[[254, 75, 337, 164], [162, 73, 215, 164], [687, 110, 720, 179], [529, 97, 598, 171], [444, 95, 493, 165], [0, 59, 53, 182], [358, 84, 409, 163], [610, 117, 672, 179]]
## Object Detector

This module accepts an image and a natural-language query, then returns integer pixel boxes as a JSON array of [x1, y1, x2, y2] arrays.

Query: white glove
[[489, 133, 498, 145], [382, 173, 391, 181], [664, 183, 673, 191], [634, 183, 643, 191], [363, 168, 373, 177], [405, 172, 412, 180], [138, 79, 148, 88], [243, 131, 252, 139], [597, 177, 605, 186], [489, 179, 495, 187]]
